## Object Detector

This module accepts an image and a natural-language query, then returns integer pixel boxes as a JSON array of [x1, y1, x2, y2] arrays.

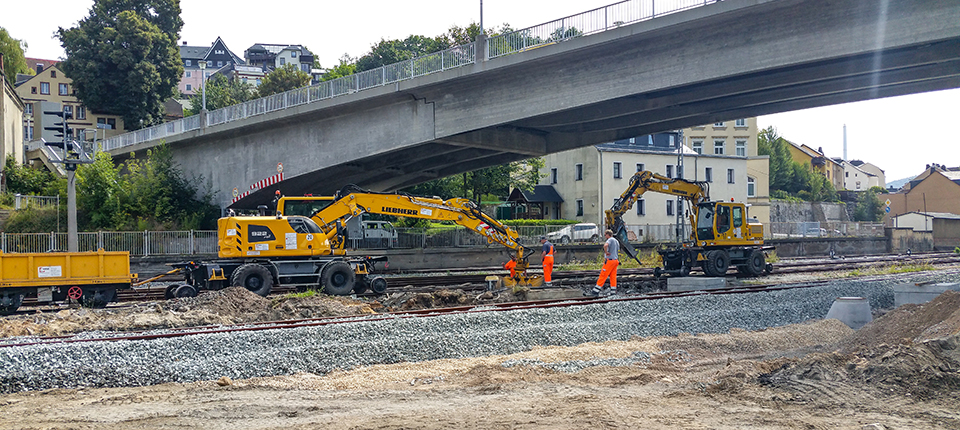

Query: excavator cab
[[695, 203, 716, 241]]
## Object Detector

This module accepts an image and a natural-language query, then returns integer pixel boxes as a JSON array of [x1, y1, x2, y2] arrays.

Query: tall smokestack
[[843, 124, 847, 162]]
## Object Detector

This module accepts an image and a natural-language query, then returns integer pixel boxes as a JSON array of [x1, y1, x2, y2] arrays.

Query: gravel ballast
[[0, 273, 952, 393]]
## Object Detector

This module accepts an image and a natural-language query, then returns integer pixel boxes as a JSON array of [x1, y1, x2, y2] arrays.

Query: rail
[[101, 0, 717, 152]]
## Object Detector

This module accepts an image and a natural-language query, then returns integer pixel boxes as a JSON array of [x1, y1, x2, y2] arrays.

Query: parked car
[[546, 223, 600, 244]]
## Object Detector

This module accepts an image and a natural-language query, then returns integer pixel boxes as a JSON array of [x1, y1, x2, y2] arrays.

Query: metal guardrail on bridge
[[101, 0, 718, 153]]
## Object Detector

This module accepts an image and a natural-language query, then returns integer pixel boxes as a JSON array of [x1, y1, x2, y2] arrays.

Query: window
[[733, 206, 743, 228], [575, 164, 583, 181], [40, 82, 50, 94], [692, 140, 703, 154], [256, 78, 261, 85], [50, 70, 56, 78], [291, 51, 298, 58], [613, 162, 621, 179], [215, 49, 224, 55], [666, 165, 673, 179], [636, 163, 644, 173], [302, 64, 310, 72], [24, 104, 32, 115], [705, 167, 713, 183], [31, 87, 37, 94], [576, 200, 584, 217], [242, 77, 248, 84], [736, 140, 746, 157], [735, 118, 747, 127], [185, 59, 191, 66], [217, 61, 223, 67], [76, 106, 86, 120], [727, 168, 735, 184], [63, 105, 73, 117], [186, 84, 192, 91], [280, 57, 286, 65], [636, 198, 645, 216], [666, 200, 674, 216], [713, 140, 725, 155], [845, 172, 849, 177], [551, 168, 558, 184], [97, 118, 116, 130], [713, 122, 725, 127], [747, 177, 756, 197], [24, 125, 33, 140], [185, 71, 192, 78], [59, 83, 68, 95]]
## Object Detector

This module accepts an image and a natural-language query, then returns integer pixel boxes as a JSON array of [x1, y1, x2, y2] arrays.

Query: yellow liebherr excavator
[[606, 171, 773, 278], [277, 185, 543, 287]]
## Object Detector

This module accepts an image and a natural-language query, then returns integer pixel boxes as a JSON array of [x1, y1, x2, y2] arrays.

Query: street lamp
[[198, 60, 207, 111]]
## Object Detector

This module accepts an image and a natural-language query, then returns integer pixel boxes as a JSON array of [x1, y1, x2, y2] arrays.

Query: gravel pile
[[1, 273, 953, 393]]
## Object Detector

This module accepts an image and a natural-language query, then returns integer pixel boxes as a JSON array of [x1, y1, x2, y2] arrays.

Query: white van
[[346, 218, 398, 248]]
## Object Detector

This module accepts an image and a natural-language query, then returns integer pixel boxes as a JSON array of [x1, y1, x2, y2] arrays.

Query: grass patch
[[843, 263, 934, 277], [279, 289, 319, 300], [766, 250, 780, 263]]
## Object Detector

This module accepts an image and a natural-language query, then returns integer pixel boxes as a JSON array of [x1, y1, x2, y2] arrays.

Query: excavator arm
[[604, 171, 710, 263], [282, 186, 534, 275]]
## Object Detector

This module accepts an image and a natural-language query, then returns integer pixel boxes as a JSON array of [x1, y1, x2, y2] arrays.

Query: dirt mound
[[759, 334, 960, 400], [0, 288, 379, 339], [839, 290, 960, 353]]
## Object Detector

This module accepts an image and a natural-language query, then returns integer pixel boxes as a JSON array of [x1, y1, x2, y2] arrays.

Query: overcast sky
[[5, 0, 957, 181]]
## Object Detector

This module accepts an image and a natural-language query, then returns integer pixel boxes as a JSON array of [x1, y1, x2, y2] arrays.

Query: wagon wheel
[[67, 286, 83, 300]]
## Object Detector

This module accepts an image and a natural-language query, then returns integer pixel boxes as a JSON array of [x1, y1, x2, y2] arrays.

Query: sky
[[4, 0, 958, 181]]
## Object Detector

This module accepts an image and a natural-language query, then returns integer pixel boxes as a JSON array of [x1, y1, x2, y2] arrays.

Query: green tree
[[355, 35, 449, 73], [0, 27, 31, 84], [57, 0, 184, 130], [320, 54, 357, 81], [3, 156, 61, 196], [854, 188, 884, 222], [186, 74, 255, 113], [256, 64, 311, 97]]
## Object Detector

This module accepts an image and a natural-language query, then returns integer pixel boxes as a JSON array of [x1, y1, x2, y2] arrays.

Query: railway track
[[16, 252, 960, 309]]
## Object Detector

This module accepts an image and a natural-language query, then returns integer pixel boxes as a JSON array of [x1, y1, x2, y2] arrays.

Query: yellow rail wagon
[[0, 250, 136, 314]]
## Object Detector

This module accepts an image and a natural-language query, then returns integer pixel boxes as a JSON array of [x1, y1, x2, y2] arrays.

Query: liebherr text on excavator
[[607, 171, 774, 278]]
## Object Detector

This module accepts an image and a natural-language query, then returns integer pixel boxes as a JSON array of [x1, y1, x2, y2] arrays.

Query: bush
[[3, 207, 63, 233]]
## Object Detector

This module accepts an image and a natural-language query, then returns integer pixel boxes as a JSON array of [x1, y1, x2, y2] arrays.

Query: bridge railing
[[101, 0, 719, 153], [488, 0, 718, 59]]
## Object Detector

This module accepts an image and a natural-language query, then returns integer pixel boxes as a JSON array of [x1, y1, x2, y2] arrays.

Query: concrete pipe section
[[825, 297, 873, 330]]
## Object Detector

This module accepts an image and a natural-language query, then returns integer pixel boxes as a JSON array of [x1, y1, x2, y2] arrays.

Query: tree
[[186, 74, 255, 113], [57, 0, 184, 130], [355, 35, 449, 73], [320, 54, 357, 81], [3, 156, 61, 196], [0, 27, 31, 84], [854, 188, 885, 222], [256, 64, 311, 97]]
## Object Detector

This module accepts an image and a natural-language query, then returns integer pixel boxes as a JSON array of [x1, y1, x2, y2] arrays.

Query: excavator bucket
[[502, 275, 544, 288], [613, 218, 642, 265]]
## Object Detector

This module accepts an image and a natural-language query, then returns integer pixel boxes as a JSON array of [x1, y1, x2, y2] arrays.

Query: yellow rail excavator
[[277, 185, 543, 288], [607, 171, 774, 278]]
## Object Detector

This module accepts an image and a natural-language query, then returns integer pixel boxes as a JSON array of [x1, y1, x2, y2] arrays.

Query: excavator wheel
[[322, 261, 356, 296], [703, 250, 729, 277], [231, 264, 274, 297], [745, 249, 766, 276]]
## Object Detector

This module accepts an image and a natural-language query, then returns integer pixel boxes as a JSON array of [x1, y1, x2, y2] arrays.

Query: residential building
[[784, 140, 845, 191], [14, 63, 125, 141], [540, 133, 752, 228], [881, 164, 960, 225], [244, 43, 315, 75], [178, 37, 245, 96], [1, 58, 26, 176], [213, 63, 265, 88], [683, 117, 770, 225], [837, 158, 885, 191]]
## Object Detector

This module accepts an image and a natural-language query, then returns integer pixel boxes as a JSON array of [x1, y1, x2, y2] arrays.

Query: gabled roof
[[508, 185, 564, 203], [180, 37, 244, 65], [894, 211, 960, 220], [24, 57, 59, 71], [14, 64, 63, 88]]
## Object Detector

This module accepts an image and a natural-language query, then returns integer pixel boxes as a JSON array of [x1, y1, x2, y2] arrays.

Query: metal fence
[[487, 0, 718, 59], [767, 222, 885, 239], [0, 231, 219, 256], [100, 0, 717, 152], [13, 195, 59, 210]]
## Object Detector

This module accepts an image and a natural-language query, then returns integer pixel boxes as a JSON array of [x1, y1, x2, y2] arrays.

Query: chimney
[[843, 124, 847, 162], [36, 63, 44, 73]]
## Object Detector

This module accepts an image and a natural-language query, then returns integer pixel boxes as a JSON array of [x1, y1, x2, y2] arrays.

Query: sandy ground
[[2, 286, 960, 429]]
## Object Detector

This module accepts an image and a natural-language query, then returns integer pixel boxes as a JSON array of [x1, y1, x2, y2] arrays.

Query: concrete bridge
[[105, 0, 960, 209]]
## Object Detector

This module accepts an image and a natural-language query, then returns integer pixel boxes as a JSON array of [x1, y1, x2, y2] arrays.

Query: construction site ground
[[2, 274, 960, 429]]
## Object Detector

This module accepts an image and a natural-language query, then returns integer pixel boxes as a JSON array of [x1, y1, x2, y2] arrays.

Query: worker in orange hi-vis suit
[[540, 236, 555, 286], [588, 229, 619, 297], [503, 256, 518, 278]]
